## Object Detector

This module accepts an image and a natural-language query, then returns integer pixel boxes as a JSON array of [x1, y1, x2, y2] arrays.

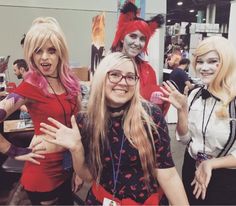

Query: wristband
[[6, 144, 32, 158]]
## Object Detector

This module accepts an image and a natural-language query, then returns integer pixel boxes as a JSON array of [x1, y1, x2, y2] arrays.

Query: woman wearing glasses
[[40, 52, 188, 205]]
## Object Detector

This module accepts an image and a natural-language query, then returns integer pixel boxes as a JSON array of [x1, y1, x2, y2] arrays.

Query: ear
[[120, 1, 137, 16], [118, 1, 138, 27], [146, 14, 165, 36], [112, 2, 138, 50], [19, 67, 25, 74]]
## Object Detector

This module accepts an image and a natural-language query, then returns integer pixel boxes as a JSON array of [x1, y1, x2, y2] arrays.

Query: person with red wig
[[111, 1, 170, 116]]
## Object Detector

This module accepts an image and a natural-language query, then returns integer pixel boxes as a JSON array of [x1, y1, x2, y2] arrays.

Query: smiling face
[[122, 30, 146, 58], [105, 60, 137, 108], [195, 51, 220, 85], [32, 40, 60, 77]]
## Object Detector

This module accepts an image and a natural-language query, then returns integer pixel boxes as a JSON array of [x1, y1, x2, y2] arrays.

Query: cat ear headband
[[111, 1, 165, 52]]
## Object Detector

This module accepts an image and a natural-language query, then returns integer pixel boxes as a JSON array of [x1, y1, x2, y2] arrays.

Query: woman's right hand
[[160, 81, 188, 111], [40, 115, 81, 151], [15, 152, 45, 165]]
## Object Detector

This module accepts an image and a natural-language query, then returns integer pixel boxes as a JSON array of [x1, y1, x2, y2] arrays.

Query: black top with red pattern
[[77, 103, 174, 204]]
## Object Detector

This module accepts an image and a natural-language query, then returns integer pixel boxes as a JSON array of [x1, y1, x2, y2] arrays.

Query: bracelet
[[6, 144, 32, 158]]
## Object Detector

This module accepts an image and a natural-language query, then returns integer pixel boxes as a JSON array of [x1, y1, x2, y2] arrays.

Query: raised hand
[[160, 81, 188, 110], [40, 115, 82, 151]]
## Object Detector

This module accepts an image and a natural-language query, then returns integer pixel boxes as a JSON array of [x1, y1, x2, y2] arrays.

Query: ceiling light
[[177, 1, 183, 6], [189, 9, 195, 13], [167, 19, 171, 22]]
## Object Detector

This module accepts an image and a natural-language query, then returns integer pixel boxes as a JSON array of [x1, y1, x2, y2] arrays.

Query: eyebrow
[[126, 72, 136, 75], [110, 70, 136, 75], [48, 47, 56, 50], [197, 57, 219, 60]]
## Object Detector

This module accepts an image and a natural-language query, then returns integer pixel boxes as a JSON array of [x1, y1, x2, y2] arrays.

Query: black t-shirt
[[77, 103, 174, 204]]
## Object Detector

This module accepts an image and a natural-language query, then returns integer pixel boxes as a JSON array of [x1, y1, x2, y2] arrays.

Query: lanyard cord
[[202, 99, 217, 153], [47, 80, 69, 126], [109, 134, 125, 199], [36, 68, 71, 126]]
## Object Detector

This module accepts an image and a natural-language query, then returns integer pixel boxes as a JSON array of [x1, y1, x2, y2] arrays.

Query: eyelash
[[196, 60, 219, 64], [129, 35, 146, 42], [48, 48, 56, 54]]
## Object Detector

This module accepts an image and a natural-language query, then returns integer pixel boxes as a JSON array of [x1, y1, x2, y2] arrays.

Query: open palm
[[161, 81, 188, 110], [40, 115, 81, 151]]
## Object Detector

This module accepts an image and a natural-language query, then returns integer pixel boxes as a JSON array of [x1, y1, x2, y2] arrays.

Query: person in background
[[0, 17, 82, 205], [40, 52, 189, 205], [13, 59, 28, 80], [182, 45, 189, 59], [161, 36, 236, 205], [166, 45, 182, 70], [169, 58, 193, 94], [185, 22, 191, 48], [111, 1, 170, 116], [13, 59, 31, 119]]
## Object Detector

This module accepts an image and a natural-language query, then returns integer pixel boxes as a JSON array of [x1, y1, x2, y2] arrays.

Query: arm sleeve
[[150, 104, 175, 168], [230, 151, 236, 158], [176, 131, 191, 144], [76, 112, 90, 159], [175, 87, 202, 144], [13, 81, 47, 102], [139, 61, 157, 87]]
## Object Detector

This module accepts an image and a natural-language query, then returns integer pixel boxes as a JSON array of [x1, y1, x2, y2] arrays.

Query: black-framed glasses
[[107, 70, 139, 86]]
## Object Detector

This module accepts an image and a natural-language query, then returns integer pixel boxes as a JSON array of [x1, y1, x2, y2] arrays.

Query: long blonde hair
[[24, 17, 80, 98], [87, 52, 158, 185], [192, 36, 236, 117]]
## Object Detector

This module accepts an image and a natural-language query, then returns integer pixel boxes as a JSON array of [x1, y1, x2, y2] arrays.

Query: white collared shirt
[[177, 88, 236, 160]]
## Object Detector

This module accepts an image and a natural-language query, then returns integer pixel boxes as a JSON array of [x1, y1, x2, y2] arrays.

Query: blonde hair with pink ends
[[23, 17, 80, 98], [192, 36, 236, 118], [87, 52, 158, 185]]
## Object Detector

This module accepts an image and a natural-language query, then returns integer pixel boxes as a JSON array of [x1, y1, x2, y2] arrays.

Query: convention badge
[[195, 151, 212, 168], [103, 197, 120, 206]]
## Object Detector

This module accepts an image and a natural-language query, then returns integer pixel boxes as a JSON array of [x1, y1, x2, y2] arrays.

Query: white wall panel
[[0, 0, 166, 84]]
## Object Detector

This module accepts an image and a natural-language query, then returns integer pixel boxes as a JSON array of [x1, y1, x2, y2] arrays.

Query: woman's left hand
[[40, 115, 82, 151], [191, 160, 213, 200]]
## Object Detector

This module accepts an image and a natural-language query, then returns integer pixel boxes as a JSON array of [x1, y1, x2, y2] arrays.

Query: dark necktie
[[201, 88, 220, 101], [201, 89, 211, 100]]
